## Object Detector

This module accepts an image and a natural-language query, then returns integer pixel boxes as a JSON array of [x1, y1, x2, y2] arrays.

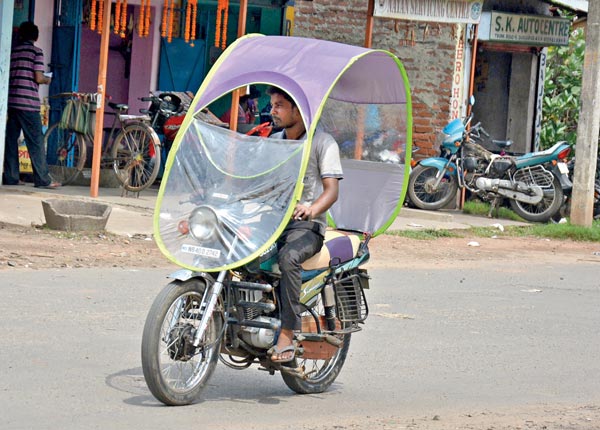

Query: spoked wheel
[[281, 296, 351, 394], [407, 164, 458, 210], [111, 123, 161, 192], [44, 123, 87, 185], [141, 279, 223, 406], [509, 175, 564, 223]]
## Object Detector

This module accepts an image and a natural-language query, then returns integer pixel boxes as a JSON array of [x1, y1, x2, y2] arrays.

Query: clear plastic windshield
[[155, 120, 305, 271], [318, 100, 410, 235]]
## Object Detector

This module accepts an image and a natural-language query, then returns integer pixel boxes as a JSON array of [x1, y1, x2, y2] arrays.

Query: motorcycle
[[555, 155, 600, 221], [407, 99, 572, 223], [141, 35, 413, 406]]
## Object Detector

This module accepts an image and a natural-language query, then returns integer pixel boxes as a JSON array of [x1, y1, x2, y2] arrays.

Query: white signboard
[[490, 12, 570, 46], [374, 0, 483, 24]]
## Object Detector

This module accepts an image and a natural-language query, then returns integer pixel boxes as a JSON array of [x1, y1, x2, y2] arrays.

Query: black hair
[[266, 86, 296, 108], [18, 21, 39, 42]]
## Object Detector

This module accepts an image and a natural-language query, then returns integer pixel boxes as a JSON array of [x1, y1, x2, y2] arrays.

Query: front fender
[[168, 268, 215, 283], [418, 157, 457, 174]]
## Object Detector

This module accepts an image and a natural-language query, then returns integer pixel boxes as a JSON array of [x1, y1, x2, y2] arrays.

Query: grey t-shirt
[[272, 129, 343, 230]]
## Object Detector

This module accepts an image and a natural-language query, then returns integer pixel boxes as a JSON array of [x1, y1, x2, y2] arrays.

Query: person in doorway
[[219, 85, 261, 128], [3, 21, 60, 189], [266, 86, 343, 363]]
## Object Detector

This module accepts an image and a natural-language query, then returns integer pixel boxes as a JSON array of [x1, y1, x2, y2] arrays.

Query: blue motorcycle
[[408, 107, 572, 223]]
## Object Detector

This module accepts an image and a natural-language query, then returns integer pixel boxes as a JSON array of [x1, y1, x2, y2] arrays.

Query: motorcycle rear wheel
[[141, 279, 223, 406], [509, 175, 564, 223], [408, 164, 458, 210], [281, 296, 351, 394]]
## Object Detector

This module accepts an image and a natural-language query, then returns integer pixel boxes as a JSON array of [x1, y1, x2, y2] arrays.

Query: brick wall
[[294, 0, 459, 158]]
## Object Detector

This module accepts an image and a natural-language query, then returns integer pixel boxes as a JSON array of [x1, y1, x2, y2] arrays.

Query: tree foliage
[[541, 26, 585, 150]]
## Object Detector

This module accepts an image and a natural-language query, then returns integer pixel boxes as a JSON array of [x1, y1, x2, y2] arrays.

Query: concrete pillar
[[571, 1, 600, 226]]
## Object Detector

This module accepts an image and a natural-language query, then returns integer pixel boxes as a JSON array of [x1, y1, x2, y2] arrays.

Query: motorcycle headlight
[[188, 206, 219, 241]]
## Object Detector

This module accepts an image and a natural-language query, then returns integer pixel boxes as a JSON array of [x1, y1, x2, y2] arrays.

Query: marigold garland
[[215, 0, 222, 47], [97, 0, 104, 34], [144, 0, 151, 37], [190, 1, 197, 46], [114, 0, 122, 34], [120, 0, 127, 38], [161, 0, 169, 38], [90, 0, 97, 31], [221, 0, 229, 50], [167, 0, 174, 42], [184, 1, 191, 43]]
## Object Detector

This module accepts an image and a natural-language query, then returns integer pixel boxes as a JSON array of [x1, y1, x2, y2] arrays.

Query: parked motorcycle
[[407, 101, 571, 223], [140, 35, 413, 405], [140, 92, 186, 152], [555, 155, 600, 221]]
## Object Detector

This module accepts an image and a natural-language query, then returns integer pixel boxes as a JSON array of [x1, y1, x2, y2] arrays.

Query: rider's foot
[[270, 328, 296, 363]]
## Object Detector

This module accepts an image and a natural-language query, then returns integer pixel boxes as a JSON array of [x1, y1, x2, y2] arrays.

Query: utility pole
[[570, 0, 600, 226]]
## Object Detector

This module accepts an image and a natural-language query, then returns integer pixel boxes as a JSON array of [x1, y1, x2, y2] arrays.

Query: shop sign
[[489, 12, 570, 46], [374, 0, 483, 24], [450, 25, 465, 120]]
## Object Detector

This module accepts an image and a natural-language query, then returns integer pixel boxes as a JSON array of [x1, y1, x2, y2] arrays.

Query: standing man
[[3, 21, 60, 188], [266, 86, 343, 363]]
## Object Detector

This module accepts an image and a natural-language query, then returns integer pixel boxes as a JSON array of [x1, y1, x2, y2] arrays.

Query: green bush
[[541, 22, 585, 150]]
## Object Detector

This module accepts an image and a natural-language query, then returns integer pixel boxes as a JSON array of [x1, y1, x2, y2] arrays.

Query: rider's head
[[267, 86, 303, 133]]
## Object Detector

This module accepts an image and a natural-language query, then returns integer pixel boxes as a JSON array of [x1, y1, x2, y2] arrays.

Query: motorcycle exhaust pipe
[[475, 177, 543, 204]]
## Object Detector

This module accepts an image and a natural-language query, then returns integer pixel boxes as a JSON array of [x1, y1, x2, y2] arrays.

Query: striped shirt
[[8, 41, 44, 112]]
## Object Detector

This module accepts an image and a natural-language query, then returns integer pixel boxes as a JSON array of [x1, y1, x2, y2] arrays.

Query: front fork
[[191, 236, 239, 347]]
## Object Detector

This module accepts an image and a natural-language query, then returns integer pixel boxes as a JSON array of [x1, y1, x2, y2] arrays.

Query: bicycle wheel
[[111, 123, 161, 192], [44, 122, 87, 185]]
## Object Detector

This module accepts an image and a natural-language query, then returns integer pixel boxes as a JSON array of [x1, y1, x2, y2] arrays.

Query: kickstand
[[487, 197, 501, 218]]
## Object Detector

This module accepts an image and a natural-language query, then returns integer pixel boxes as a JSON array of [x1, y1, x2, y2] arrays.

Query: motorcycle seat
[[301, 230, 361, 271]]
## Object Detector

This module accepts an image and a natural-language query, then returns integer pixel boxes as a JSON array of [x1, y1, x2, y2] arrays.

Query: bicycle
[[44, 92, 161, 192]]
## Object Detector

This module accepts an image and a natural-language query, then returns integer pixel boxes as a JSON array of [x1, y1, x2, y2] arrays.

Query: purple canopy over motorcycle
[[155, 35, 413, 272]]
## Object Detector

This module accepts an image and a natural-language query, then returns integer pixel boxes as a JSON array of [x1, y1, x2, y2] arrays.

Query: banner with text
[[489, 12, 570, 46], [374, 0, 483, 24]]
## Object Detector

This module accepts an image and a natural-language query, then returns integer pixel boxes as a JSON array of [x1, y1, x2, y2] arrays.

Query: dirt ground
[[1, 220, 599, 270]]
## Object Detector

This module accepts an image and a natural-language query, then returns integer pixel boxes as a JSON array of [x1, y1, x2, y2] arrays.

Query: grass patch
[[503, 220, 600, 241], [462, 200, 525, 222]]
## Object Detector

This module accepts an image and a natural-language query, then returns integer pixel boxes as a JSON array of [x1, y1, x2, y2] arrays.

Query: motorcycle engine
[[240, 316, 278, 349]]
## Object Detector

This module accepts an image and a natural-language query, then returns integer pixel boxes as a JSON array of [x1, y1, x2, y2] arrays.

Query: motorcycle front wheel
[[509, 175, 564, 223], [407, 164, 459, 210], [281, 295, 351, 394], [141, 279, 223, 406]]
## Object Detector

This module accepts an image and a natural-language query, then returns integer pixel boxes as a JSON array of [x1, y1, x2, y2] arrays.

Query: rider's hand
[[293, 204, 312, 221]]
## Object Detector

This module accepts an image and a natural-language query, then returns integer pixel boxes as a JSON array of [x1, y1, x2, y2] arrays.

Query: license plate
[[558, 162, 569, 175]]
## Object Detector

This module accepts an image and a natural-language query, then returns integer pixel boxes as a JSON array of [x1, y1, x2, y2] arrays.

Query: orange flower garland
[[161, 0, 169, 38], [221, 0, 228, 50], [167, 0, 174, 42], [190, 1, 197, 46], [97, 0, 104, 34], [114, 0, 121, 34], [138, 0, 145, 37], [144, 0, 151, 37], [184, 1, 191, 43], [215, 0, 223, 47], [90, 0, 97, 31], [120, 0, 127, 38]]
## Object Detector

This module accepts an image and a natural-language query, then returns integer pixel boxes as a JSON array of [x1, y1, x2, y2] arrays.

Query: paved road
[[1, 264, 599, 429]]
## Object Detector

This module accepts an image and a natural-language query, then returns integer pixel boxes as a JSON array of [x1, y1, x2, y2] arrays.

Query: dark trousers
[[277, 226, 324, 330], [3, 108, 52, 187]]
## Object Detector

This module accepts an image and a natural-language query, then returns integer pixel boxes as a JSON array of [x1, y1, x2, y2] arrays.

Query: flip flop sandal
[[268, 344, 297, 363]]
